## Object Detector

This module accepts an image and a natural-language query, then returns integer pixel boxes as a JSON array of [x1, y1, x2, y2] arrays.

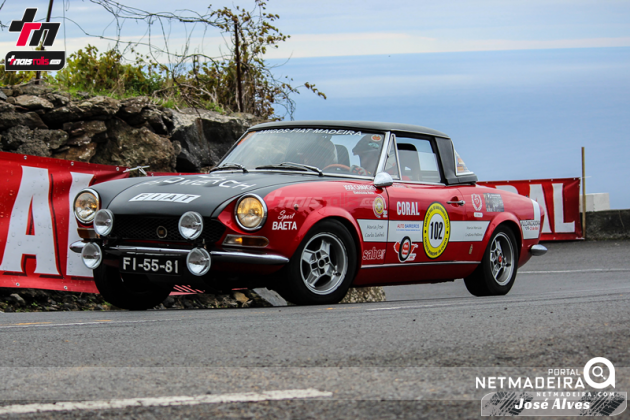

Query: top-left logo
[[5, 8, 66, 71]]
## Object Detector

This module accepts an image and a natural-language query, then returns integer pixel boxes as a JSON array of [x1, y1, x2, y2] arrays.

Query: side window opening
[[395, 136, 443, 183]]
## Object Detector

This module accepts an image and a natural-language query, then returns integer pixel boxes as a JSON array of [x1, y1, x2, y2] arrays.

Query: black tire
[[464, 226, 519, 297], [93, 263, 173, 310], [277, 220, 357, 305]]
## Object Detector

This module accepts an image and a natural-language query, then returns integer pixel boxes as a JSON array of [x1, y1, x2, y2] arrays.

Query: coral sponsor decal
[[272, 210, 297, 230], [422, 202, 450, 259], [371, 134, 383, 141], [373, 195, 387, 218], [363, 246, 386, 261], [484, 193, 504, 212], [393, 236, 418, 262], [358, 219, 387, 242], [396, 201, 419, 216], [472, 194, 484, 211]]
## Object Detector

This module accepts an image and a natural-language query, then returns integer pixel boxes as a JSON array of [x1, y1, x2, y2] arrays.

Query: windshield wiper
[[209, 162, 248, 173], [255, 162, 323, 176]]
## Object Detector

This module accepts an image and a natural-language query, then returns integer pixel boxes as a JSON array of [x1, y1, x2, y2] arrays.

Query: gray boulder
[[1, 126, 51, 157], [0, 111, 47, 130], [90, 118, 175, 172], [63, 120, 108, 146], [170, 109, 257, 172], [15, 95, 54, 110], [53, 142, 98, 162], [43, 96, 120, 125]]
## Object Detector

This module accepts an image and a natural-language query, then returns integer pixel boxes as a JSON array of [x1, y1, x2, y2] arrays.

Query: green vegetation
[[0, 1, 324, 120]]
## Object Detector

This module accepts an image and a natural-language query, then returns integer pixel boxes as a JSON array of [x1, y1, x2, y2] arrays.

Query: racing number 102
[[429, 221, 443, 240]]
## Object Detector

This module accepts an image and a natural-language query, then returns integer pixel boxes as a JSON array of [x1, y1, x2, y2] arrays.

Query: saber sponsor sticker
[[422, 202, 450, 259]]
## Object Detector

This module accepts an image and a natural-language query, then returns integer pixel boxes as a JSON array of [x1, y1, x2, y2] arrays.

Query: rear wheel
[[277, 220, 357, 305], [93, 263, 173, 310], [464, 226, 518, 296]]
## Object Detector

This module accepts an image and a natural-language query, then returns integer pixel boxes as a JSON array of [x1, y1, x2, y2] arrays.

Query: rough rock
[[53, 142, 98, 162], [0, 111, 47, 130], [91, 118, 175, 171], [43, 96, 120, 125], [1, 126, 51, 157], [340, 287, 387, 304], [15, 95, 55, 110], [76, 96, 121, 119], [0, 83, 260, 172], [20, 84, 52, 96], [36, 128, 69, 150], [252, 288, 288, 307], [233, 292, 250, 304], [0, 90, 7, 101], [169, 111, 216, 171], [170, 109, 255, 172], [64, 120, 108, 146]]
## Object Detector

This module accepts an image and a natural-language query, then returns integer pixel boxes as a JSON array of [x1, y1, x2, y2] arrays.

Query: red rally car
[[70, 121, 547, 309]]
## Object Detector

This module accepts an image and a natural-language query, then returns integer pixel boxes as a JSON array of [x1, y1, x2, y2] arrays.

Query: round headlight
[[186, 248, 211, 276], [93, 209, 114, 236], [81, 242, 102, 269], [235, 195, 267, 231], [179, 211, 204, 240], [74, 189, 100, 223]]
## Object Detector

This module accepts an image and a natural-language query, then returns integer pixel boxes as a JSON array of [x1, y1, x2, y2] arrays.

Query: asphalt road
[[0, 240, 629, 419]]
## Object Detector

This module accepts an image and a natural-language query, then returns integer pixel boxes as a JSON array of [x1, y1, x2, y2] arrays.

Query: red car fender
[[294, 207, 363, 259], [480, 212, 525, 261]]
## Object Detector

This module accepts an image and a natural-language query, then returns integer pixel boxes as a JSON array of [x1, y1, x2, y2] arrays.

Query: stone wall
[[0, 83, 259, 172], [585, 210, 630, 240]]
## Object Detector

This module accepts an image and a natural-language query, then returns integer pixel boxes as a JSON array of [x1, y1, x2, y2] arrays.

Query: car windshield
[[220, 128, 387, 176]]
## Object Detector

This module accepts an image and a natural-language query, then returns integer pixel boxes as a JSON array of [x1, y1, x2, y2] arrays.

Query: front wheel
[[277, 220, 357, 305], [93, 263, 173, 310], [464, 226, 519, 296]]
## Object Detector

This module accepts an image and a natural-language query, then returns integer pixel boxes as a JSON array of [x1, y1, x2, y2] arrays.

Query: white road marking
[[0, 319, 175, 329], [0, 389, 332, 415], [520, 268, 630, 274]]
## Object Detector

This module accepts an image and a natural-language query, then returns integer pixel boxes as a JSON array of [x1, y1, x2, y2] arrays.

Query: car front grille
[[111, 215, 226, 243]]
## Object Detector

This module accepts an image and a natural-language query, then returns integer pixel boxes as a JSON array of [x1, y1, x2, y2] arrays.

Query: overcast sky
[[2, 1, 630, 208]]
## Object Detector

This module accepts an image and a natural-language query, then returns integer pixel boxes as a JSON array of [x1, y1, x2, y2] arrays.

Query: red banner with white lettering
[[478, 178, 582, 241], [0, 152, 129, 293]]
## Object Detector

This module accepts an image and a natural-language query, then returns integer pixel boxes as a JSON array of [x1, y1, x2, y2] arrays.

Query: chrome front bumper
[[70, 241, 289, 265]]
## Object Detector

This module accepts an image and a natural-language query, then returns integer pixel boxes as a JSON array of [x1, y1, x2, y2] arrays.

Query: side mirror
[[373, 172, 393, 188]]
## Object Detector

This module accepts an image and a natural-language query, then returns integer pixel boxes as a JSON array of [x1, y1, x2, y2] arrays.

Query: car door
[[384, 134, 470, 283]]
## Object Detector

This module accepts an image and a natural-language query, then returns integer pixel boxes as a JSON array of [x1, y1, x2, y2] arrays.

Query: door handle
[[447, 200, 465, 206]]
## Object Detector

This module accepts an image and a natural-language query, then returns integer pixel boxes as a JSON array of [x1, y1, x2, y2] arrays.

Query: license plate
[[120, 256, 182, 275]]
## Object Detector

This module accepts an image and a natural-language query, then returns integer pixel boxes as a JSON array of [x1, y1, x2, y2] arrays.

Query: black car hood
[[92, 171, 330, 217]]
